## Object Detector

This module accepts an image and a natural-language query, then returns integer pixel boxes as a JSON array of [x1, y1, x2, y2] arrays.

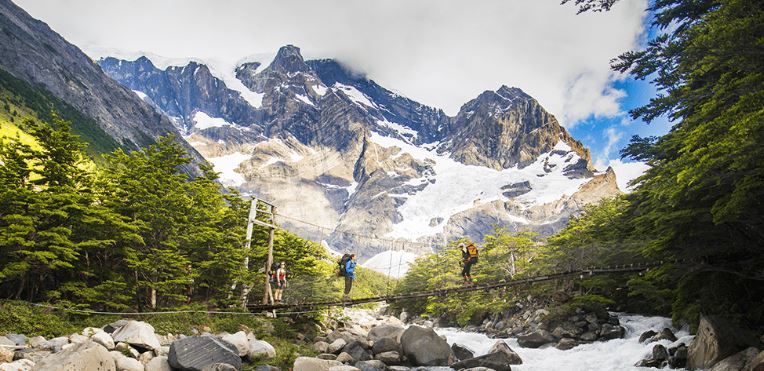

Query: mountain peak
[[270, 44, 309, 72]]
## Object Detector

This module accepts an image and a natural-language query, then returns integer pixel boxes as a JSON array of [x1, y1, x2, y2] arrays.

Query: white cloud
[[15, 0, 647, 125], [607, 159, 650, 192], [595, 126, 625, 169]]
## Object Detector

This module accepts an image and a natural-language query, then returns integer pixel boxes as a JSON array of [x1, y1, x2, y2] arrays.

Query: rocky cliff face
[[0, 0, 196, 156], [99, 45, 621, 264]]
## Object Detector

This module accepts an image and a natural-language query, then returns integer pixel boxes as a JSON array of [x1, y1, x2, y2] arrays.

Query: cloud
[[595, 126, 625, 169], [14, 0, 648, 125], [607, 159, 650, 192]]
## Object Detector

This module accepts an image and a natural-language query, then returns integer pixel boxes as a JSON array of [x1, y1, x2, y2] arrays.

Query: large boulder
[[248, 339, 276, 360], [709, 347, 760, 371], [599, 324, 626, 340], [111, 320, 161, 351], [451, 343, 474, 361], [293, 356, 342, 371], [688, 315, 758, 369], [748, 350, 764, 371], [368, 325, 404, 343], [399, 325, 452, 366], [487, 341, 522, 364], [33, 341, 115, 371], [145, 356, 173, 371], [168, 336, 241, 371], [517, 330, 555, 348], [221, 331, 249, 357]]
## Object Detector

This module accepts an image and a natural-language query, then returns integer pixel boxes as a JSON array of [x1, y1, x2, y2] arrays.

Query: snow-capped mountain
[[98, 45, 620, 268]]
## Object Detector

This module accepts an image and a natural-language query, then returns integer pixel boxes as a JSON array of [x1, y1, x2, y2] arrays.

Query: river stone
[[12, 348, 51, 364], [293, 356, 342, 371], [328, 366, 360, 371], [168, 336, 241, 371], [368, 325, 404, 343], [329, 339, 348, 354], [343, 341, 372, 362], [451, 343, 474, 361], [599, 324, 625, 340], [111, 320, 161, 351], [314, 341, 330, 353], [747, 350, 764, 371], [709, 347, 760, 371], [34, 341, 115, 371], [452, 351, 518, 371], [221, 331, 249, 357], [28, 336, 46, 349], [254, 366, 281, 371], [580, 332, 597, 342], [5, 334, 26, 347], [0, 359, 34, 371], [248, 339, 276, 360], [43, 337, 69, 353], [488, 341, 522, 364], [556, 338, 578, 350], [68, 334, 89, 344], [354, 360, 386, 371], [91, 331, 115, 350], [652, 344, 669, 361], [400, 325, 451, 366], [110, 350, 144, 371], [374, 350, 401, 364], [688, 315, 758, 369], [517, 330, 555, 348], [668, 344, 688, 369], [104, 320, 130, 334], [201, 364, 238, 371], [639, 330, 657, 343], [387, 367, 410, 371], [145, 356, 172, 371], [372, 337, 398, 355], [318, 353, 338, 360], [0, 347, 13, 363]]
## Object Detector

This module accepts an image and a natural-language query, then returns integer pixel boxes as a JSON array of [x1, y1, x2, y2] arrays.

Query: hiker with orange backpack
[[460, 242, 479, 284]]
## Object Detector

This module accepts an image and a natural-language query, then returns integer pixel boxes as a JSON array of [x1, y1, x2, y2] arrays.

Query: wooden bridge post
[[236, 198, 258, 308], [262, 206, 277, 307]]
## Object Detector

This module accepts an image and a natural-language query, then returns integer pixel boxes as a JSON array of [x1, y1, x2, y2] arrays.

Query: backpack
[[270, 262, 279, 280], [467, 244, 479, 263], [338, 254, 352, 277]]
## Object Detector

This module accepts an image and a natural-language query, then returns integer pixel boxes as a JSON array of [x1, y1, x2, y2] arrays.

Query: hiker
[[273, 262, 287, 302], [460, 242, 479, 284], [339, 253, 357, 300]]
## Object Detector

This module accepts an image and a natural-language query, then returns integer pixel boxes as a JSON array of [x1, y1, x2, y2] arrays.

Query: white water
[[436, 314, 693, 371]]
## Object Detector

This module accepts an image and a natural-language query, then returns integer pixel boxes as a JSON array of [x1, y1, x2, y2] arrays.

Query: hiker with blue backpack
[[338, 253, 357, 300]]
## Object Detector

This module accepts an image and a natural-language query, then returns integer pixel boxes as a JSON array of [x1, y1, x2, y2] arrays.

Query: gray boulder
[[33, 341, 115, 371], [314, 341, 330, 353], [556, 338, 578, 351], [517, 330, 555, 348], [91, 331, 115, 350], [202, 364, 238, 371], [168, 336, 241, 371], [599, 324, 625, 340], [337, 352, 355, 363], [368, 325, 404, 343], [254, 366, 281, 371], [328, 366, 361, 371], [111, 320, 161, 351], [293, 356, 343, 371], [0, 359, 34, 371], [5, 334, 26, 346], [669, 344, 688, 369], [248, 339, 276, 361], [372, 337, 399, 355], [28, 336, 46, 348], [145, 356, 173, 371], [329, 339, 348, 354], [354, 360, 387, 371], [451, 343, 474, 361], [110, 350, 144, 371], [343, 341, 372, 362], [487, 341, 522, 364], [399, 325, 452, 366], [639, 330, 657, 343], [688, 315, 757, 369], [374, 351, 401, 365], [221, 331, 249, 357], [387, 367, 410, 371], [451, 352, 515, 371], [709, 347, 760, 371]]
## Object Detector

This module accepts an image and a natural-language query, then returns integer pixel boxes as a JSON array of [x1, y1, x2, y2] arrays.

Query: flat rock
[[28, 336, 46, 349], [111, 320, 161, 351], [318, 353, 338, 360], [293, 356, 343, 371], [5, 334, 26, 346], [168, 336, 241, 371], [33, 341, 115, 371]]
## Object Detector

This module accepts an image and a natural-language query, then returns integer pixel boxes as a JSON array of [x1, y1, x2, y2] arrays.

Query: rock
[[372, 337, 398, 355], [652, 344, 669, 361], [669, 344, 688, 369], [5, 335, 26, 347], [709, 347, 760, 371], [343, 341, 372, 362], [652, 328, 678, 343], [374, 351, 401, 364], [145, 356, 172, 371], [451, 343, 475, 361], [104, 320, 130, 334], [1, 347, 14, 363], [11, 349, 51, 364], [399, 312, 409, 323], [639, 330, 657, 343], [202, 364, 238, 371], [517, 330, 555, 348], [221, 331, 249, 357], [556, 338, 578, 351], [599, 324, 625, 340], [328, 366, 361, 371], [293, 356, 343, 371], [91, 332, 116, 350], [688, 315, 758, 369], [487, 341, 522, 364], [33, 341, 115, 371], [254, 366, 281, 371], [318, 353, 338, 360], [368, 325, 404, 343], [0, 359, 34, 371], [0, 338, 15, 348], [248, 339, 276, 360], [314, 341, 330, 353], [746, 350, 764, 371], [68, 334, 89, 344], [329, 339, 348, 354], [28, 336, 46, 349], [399, 325, 451, 366], [139, 351, 154, 364], [387, 367, 410, 371], [451, 351, 517, 371], [116, 342, 140, 358], [580, 332, 597, 342], [110, 350, 144, 371], [354, 360, 387, 371], [42, 337, 69, 353], [168, 336, 241, 371], [82, 327, 105, 337], [111, 321, 161, 351], [337, 352, 355, 363]]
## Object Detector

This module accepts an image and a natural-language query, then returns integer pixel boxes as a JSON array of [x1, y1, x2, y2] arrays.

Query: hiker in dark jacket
[[343, 254, 357, 300], [460, 242, 479, 284]]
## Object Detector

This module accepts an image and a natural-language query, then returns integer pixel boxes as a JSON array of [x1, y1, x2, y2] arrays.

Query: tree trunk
[[150, 287, 157, 309]]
